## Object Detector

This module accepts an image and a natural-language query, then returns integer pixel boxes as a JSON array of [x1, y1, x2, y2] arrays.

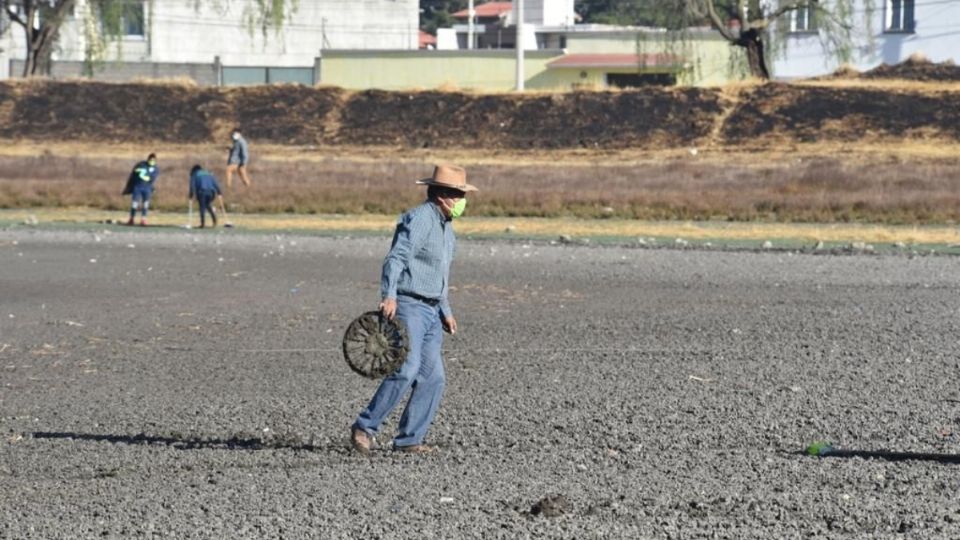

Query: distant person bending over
[[122, 153, 159, 226], [189, 165, 224, 228], [226, 128, 252, 188]]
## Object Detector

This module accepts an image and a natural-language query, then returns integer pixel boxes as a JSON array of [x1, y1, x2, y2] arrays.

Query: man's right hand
[[379, 297, 397, 320]]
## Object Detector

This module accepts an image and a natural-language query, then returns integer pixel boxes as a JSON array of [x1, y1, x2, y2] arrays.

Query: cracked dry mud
[[2, 228, 960, 538]]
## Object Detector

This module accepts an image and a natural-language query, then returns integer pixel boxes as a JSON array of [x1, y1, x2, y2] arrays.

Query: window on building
[[98, 0, 145, 37], [886, 0, 915, 32], [121, 1, 145, 37], [790, 4, 816, 32], [607, 73, 676, 88]]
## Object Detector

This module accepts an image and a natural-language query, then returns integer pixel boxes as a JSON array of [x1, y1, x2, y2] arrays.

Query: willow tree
[[685, 0, 855, 79], [0, 0, 297, 77]]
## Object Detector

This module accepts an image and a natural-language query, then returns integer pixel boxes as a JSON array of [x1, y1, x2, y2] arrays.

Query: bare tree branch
[[5, 5, 27, 28], [704, 0, 738, 41]]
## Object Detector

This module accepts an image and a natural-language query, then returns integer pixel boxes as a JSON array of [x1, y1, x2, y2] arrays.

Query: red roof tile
[[419, 30, 437, 48], [547, 53, 683, 69], [452, 2, 512, 19]]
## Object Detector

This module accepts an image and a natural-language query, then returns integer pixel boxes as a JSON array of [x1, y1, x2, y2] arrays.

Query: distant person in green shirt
[[122, 153, 159, 226]]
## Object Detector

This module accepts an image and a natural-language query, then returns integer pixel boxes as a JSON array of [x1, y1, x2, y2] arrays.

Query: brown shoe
[[351, 427, 372, 454], [395, 444, 437, 454]]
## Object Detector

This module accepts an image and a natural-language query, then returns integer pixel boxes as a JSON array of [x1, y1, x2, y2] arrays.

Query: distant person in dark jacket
[[188, 165, 223, 228], [122, 153, 159, 226], [226, 128, 252, 188]]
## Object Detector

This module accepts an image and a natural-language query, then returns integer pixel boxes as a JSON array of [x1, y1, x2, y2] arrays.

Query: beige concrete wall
[[319, 31, 747, 91], [320, 50, 565, 91], [565, 31, 748, 86]]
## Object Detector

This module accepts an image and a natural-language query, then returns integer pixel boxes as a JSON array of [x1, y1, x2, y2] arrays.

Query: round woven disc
[[342, 311, 409, 378]]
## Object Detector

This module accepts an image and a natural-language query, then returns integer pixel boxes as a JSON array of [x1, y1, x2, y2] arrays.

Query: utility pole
[[515, 0, 524, 91], [467, 0, 475, 50]]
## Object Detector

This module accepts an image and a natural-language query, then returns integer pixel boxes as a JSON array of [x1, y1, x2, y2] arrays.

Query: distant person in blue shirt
[[226, 128, 252, 188], [188, 165, 224, 228], [351, 164, 478, 455], [122, 153, 159, 226]]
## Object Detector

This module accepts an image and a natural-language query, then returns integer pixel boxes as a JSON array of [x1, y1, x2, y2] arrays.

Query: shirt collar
[[428, 200, 451, 223]]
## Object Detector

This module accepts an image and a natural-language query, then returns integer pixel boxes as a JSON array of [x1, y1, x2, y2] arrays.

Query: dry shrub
[[129, 76, 199, 87], [831, 64, 861, 79], [436, 81, 461, 92]]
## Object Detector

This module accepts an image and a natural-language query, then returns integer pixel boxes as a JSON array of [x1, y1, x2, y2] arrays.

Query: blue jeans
[[130, 186, 152, 218], [197, 191, 216, 227], [353, 296, 446, 447]]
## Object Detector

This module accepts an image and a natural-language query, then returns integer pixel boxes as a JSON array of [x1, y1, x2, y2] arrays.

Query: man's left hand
[[442, 316, 457, 335]]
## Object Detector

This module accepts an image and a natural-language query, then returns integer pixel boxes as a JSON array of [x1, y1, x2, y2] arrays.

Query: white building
[[772, 0, 960, 78], [1, 0, 418, 82], [507, 0, 577, 27], [437, 0, 576, 50]]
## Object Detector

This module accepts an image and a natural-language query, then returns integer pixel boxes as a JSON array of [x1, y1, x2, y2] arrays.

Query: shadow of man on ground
[[32, 430, 338, 453]]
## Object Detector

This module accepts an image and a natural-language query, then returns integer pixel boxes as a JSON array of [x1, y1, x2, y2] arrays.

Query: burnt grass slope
[[723, 83, 960, 143], [0, 79, 958, 149], [333, 88, 722, 148]]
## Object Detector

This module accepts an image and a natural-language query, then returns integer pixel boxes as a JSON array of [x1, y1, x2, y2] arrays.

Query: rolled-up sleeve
[[439, 232, 455, 318], [380, 212, 428, 300], [439, 285, 452, 319]]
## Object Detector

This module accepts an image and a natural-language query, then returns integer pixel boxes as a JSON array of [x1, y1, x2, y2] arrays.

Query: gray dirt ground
[[2, 227, 960, 539]]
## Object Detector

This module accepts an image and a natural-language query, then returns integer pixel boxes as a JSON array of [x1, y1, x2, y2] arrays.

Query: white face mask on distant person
[[232, 132, 240, 141]]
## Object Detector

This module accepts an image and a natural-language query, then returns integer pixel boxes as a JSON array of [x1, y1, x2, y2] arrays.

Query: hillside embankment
[[1, 69, 959, 150]]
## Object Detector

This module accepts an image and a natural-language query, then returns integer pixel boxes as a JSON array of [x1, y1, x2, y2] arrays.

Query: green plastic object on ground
[[805, 441, 834, 456]]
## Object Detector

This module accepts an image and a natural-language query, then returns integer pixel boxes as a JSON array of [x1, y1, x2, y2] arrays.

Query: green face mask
[[450, 198, 467, 219]]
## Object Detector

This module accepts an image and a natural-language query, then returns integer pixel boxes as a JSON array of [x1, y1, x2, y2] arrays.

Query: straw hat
[[415, 165, 478, 192]]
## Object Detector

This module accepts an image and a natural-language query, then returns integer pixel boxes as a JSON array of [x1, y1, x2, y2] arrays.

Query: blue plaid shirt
[[381, 201, 456, 317]]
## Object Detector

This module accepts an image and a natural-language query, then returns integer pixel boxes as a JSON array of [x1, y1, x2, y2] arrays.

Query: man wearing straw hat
[[351, 164, 478, 454]]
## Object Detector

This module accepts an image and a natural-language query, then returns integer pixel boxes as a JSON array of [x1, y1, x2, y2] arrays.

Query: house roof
[[419, 30, 437, 48], [452, 2, 512, 19], [547, 53, 684, 69]]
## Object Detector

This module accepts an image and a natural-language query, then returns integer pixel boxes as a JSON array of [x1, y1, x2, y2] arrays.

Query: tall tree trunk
[[15, 1, 72, 77], [29, 25, 59, 76], [737, 28, 770, 79]]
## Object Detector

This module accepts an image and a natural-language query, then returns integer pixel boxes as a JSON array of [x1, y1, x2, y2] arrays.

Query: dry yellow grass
[[2, 138, 960, 167], [794, 79, 960, 92], [3, 141, 960, 224], [5, 208, 959, 246]]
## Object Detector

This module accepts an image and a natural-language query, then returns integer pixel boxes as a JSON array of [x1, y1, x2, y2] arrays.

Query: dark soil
[[723, 83, 960, 143], [3, 74, 956, 151], [334, 88, 721, 149], [2, 228, 960, 537], [231, 85, 343, 144], [861, 59, 960, 82], [0, 81, 224, 142]]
